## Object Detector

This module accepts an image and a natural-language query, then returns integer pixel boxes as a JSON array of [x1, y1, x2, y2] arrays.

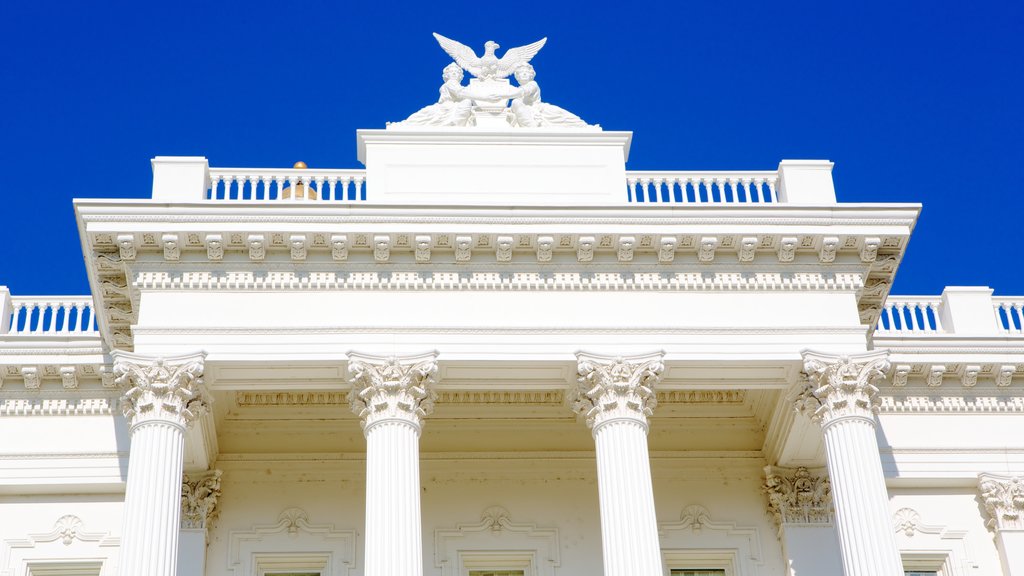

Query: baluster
[[1002, 303, 1015, 333], [699, 178, 711, 202], [671, 178, 683, 203], [90, 305, 98, 331], [1014, 304, 1024, 333], [739, 179, 751, 203], [30, 303, 43, 333], [655, 178, 668, 203], [639, 178, 651, 203], [908, 303, 923, 332], [928, 302, 943, 332], [916, 303, 931, 332], [10, 303, 23, 333], [725, 178, 737, 202], [754, 178, 766, 203], [71, 303, 83, 332], [880, 306, 894, 332], [767, 178, 778, 202], [58, 303, 71, 333], [356, 175, 366, 201]]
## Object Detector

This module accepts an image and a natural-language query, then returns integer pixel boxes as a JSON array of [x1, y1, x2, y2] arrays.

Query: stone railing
[[625, 171, 779, 204], [876, 289, 1024, 338], [208, 168, 367, 202], [3, 296, 98, 336], [994, 298, 1024, 335], [875, 297, 944, 335]]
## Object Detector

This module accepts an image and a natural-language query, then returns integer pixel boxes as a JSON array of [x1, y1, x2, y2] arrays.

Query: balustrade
[[994, 298, 1024, 334], [6, 298, 97, 335], [875, 298, 943, 335], [208, 168, 367, 202], [625, 171, 779, 204]]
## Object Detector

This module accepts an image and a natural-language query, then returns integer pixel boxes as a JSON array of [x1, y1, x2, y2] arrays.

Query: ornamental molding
[[979, 473, 1024, 532], [112, 351, 208, 428], [878, 395, 1024, 413], [0, 397, 116, 416], [0, 364, 117, 391], [433, 506, 560, 576], [882, 362, 1022, 389], [235, 391, 349, 406], [1, 514, 119, 552], [763, 466, 832, 528], [130, 325, 868, 336], [181, 469, 222, 530], [572, 351, 665, 430], [794, 350, 890, 424], [659, 505, 764, 574], [227, 507, 356, 576], [890, 507, 973, 576], [130, 268, 868, 293], [346, 351, 439, 432]]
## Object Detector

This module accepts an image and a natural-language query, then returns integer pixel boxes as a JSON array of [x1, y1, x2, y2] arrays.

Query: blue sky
[[1, 0, 1021, 296]]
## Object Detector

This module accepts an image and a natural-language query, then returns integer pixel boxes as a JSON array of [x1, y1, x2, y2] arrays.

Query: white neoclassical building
[[1, 35, 1023, 576]]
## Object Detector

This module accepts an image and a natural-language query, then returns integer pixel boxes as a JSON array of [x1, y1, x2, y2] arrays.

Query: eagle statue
[[432, 33, 547, 81]]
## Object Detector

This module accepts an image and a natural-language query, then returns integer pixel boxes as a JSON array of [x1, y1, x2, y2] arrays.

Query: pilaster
[[178, 469, 222, 576], [763, 466, 842, 576], [574, 351, 664, 576], [794, 350, 903, 576], [978, 473, 1024, 575], [348, 351, 438, 576], [112, 351, 207, 576]]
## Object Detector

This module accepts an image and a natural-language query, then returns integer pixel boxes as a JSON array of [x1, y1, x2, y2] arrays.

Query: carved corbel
[[21, 366, 40, 389], [891, 364, 911, 387], [415, 235, 432, 263], [99, 365, 116, 388], [763, 465, 833, 527], [997, 365, 1016, 387], [60, 366, 78, 389], [100, 280, 130, 299], [289, 234, 307, 261], [616, 236, 635, 262], [205, 234, 223, 261], [326, 234, 347, 261], [961, 365, 981, 388], [819, 236, 839, 263], [737, 236, 757, 263], [536, 236, 554, 262], [979, 473, 1024, 532], [859, 237, 881, 263], [162, 234, 180, 261], [117, 234, 136, 261], [657, 237, 677, 263], [374, 235, 391, 262], [698, 237, 718, 263], [778, 237, 798, 263], [247, 234, 265, 261], [927, 365, 945, 387], [455, 236, 472, 262], [577, 236, 595, 262], [496, 236, 513, 262]]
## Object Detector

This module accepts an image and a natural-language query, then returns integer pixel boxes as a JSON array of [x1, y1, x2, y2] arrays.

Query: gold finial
[[281, 161, 317, 200]]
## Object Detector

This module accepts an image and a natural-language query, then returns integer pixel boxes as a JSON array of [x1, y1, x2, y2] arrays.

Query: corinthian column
[[112, 351, 207, 576], [348, 351, 438, 576], [574, 351, 665, 576], [978, 473, 1024, 575], [794, 350, 902, 576]]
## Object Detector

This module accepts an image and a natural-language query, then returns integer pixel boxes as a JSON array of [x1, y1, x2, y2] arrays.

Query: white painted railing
[[625, 171, 779, 204], [994, 298, 1024, 334], [875, 297, 944, 335], [6, 297, 97, 335], [208, 168, 367, 202]]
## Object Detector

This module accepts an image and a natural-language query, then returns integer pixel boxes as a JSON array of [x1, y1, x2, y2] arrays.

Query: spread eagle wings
[[432, 33, 547, 79]]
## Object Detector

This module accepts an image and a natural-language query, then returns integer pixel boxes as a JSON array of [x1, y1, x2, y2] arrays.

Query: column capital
[[573, 351, 665, 431], [979, 473, 1024, 533], [763, 465, 833, 528], [181, 469, 222, 530], [112, 351, 208, 429], [347, 351, 438, 432], [794, 350, 890, 426]]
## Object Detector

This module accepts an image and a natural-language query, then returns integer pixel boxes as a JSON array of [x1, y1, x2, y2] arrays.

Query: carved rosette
[[347, 351, 439, 433], [573, 351, 665, 431], [979, 473, 1024, 532], [181, 469, 222, 529], [112, 351, 208, 429], [763, 466, 833, 527], [794, 350, 890, 426]]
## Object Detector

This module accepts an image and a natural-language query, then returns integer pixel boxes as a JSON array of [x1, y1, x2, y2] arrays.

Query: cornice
[[878, 395, 1024, 414], [131, 325, 868, 335]]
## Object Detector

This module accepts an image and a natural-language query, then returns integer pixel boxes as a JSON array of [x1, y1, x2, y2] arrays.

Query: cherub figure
[[395, 63, 473, 127], [510, 63, 588, 128]]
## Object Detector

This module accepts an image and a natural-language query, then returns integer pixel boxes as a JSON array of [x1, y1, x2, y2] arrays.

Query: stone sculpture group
[[392, 33, 591, 128]]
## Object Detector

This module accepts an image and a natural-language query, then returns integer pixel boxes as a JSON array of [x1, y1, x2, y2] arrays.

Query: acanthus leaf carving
[[347, 351, 439, 432], [979, 473, 1024, 532], [573, 351, 664, 430], [763, 466, 833, 528], [112, 351, 208, 428], [795, 350, 890, 424], [181, 469, 222, 530]]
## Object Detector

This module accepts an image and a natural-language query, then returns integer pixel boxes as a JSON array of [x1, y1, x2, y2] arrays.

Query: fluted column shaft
[[348, 351, 438, 576], [575, 352, 665, 576], [798, 350, 903, 576], [112, 351, 207, 576]]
